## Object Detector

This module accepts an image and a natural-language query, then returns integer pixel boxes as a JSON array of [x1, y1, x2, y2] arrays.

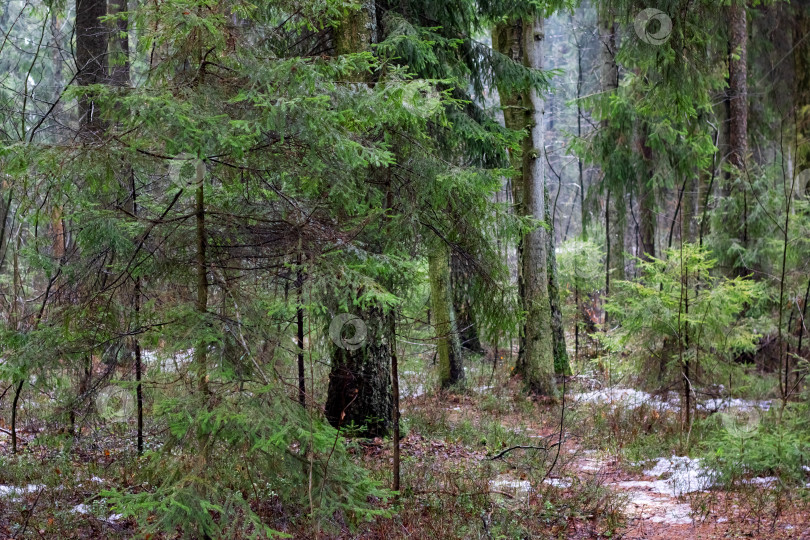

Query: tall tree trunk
[[575, 19, 586, 237], [493, 20, 526, 371], [76, 0, 108, 136], [325, 0, 394, 434], [521, 16, 556, 396], [793, 2, 810, 384], [192, 159, 211, 482], [637, 126, 656, 260], [599, 6, 623, 295], [429, 240, 464, 388], [390, 314, 401, 492], [682, 174, 698, 244], [729, 0, 748, 173], [451, 253, 482, 353], [11, 379, 24, 453], [324, 304, 393, 436], [296, 256, 306, 406], [546, 185, 570, 375], [607, 193, 626, 292], [638, 186, 655, 259], [111, 0, 143, 454], [335, 1, 376, 56], [794, 0, 810, 173], [194, 169, 209, 397], [109, 0, 129, 87], [728, 0, 749, 274]]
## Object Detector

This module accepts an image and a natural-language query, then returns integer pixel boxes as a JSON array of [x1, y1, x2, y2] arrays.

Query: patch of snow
[[490, 474, 532, 497], [579, 459, 604, 472], [611, 457, 713, 498], [543, 477, 572, 488], [141, 348, 194, 373], [0, 484, 43, 499], [717, 517, 728, 523], [574, 387, 772, 415], [741, 476, 778, 486], [697, 398, 771, 413], [72, 503, 90, 514], [573, 388, 676, 411], [641, 456, 714, 496], [576, 452, 606, 472], [402, 384, 425, 398], [473, 385, 494, 394], [619, 489, 693, 525], [72, 504, 123, 524]]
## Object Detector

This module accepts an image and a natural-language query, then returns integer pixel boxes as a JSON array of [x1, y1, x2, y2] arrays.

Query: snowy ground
[[572, 386, 772, 415]]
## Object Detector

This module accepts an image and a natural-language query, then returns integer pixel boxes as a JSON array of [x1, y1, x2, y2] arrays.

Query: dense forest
[[0, 0, 809, 537]]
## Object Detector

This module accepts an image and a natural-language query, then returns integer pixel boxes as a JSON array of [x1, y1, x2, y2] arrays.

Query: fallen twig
[[488, 442, 560, 461]]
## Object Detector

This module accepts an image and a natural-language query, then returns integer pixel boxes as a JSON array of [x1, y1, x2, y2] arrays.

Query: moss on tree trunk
[[429, 240, 464, 388]]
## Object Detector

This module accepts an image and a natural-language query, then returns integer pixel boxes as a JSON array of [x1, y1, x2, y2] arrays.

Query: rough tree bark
[[430, 240, 465, 388], [324, 0, 394, 435], [520, 16, 557, 396], [599, 6, 624, 296], [76, 0, 109, 136], [324, 304, 393, 436], [794, 0, 810, 172], [493, 20, 527, 371], [451, 253, 483, 354], [545, 186, 571, 375], [727, 0, 749, 275], [637, 126, 657, 260]]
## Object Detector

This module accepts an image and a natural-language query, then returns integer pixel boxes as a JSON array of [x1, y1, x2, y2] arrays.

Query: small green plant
[[605, 243, 764, 389], [701, 404, 810, 486], [103, 387, 392, 538]]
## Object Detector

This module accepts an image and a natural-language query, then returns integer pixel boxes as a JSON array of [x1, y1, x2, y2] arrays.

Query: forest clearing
[[1, 0, 810, 538]]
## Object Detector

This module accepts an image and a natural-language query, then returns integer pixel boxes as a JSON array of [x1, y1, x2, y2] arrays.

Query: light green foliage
[[702, 403, 810, 486], [557, 238, 605, 302], [605, 244, 764, 382]]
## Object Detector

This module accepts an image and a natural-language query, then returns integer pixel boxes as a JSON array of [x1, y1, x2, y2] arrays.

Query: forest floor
[[0, 355, 809, 538], [354, 358, 810, 539]]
